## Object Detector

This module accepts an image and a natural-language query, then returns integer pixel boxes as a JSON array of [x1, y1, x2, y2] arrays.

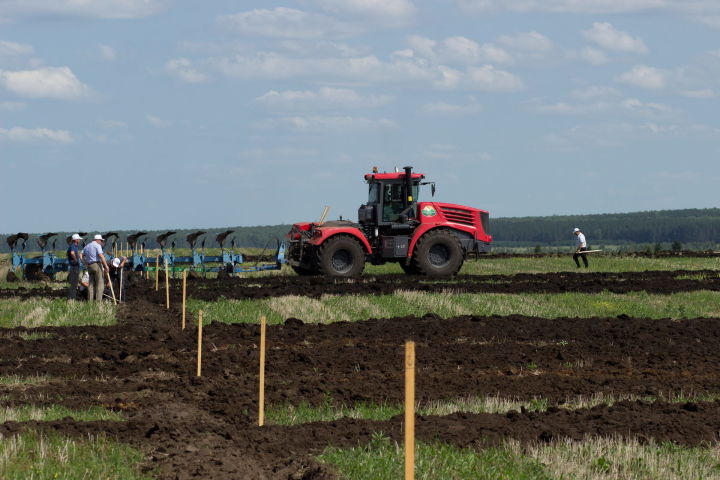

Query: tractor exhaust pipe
[[403, 165, 413, 209]]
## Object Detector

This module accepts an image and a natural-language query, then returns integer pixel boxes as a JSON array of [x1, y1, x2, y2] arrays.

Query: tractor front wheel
[[412, 230, 464, 276], [316, 236, 365, 277]]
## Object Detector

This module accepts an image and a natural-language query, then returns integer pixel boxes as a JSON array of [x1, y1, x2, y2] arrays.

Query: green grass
[[0, 431, 150, 480], [0, 298, 116, 328], [319, 434, 720, 480], [318, 433, 552, 480], [363, 255, 720, 276], [0, 405, 123, 422], [267, 391, 720, 426], [187, 290, 720, 326], [0, 374, 51, 386]]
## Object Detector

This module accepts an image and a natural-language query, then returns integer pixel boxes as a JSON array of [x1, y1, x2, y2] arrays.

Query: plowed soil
[[2, 297, 720, 478], [2, 269, 719, 300]]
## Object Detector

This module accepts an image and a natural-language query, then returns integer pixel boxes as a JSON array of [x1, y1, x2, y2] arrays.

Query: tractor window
[[368, 183, 381, 203], [382, 184, 405, 222]]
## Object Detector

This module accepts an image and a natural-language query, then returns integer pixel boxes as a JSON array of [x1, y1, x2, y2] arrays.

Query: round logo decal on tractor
[[421, 205, 437, 217]]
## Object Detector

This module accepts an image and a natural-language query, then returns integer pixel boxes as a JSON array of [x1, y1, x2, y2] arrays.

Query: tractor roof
[[364, 172, 425, 182]]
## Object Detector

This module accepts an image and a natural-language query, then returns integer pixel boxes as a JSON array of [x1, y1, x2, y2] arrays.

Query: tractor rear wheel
[[316, 236, 365, 277], [411, 230, 464, 276]]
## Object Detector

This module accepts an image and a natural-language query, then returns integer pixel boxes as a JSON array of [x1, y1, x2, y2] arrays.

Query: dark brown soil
[[2, 296, 720, 478], [4, 269, 718, 301]]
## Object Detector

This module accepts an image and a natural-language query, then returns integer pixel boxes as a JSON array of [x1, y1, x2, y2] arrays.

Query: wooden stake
[[196, 310, 203, 377], [105, 269, 117, 305], [404, 341, 415, 480], [259, 315, 266, 427], [182, 270, 187, 330], [155, 256, 159, 291], [165, 258, 170, 309]]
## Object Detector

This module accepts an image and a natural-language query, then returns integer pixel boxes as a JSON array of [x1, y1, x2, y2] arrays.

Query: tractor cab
[[358, 166, 427, 231]]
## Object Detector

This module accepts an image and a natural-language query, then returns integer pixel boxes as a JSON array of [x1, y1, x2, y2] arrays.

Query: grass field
[[187, 290, 720, 326], [3, 254, 720, 478]]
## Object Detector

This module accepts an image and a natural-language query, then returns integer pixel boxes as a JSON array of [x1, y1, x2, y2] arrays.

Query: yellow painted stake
[[196, 310, 203, 377], [404, 341, 415, 480], [182, 270, 187, 330], [155, 256, 159, 291], [259, 315, 266, 426], [165, 258, 170, 309]]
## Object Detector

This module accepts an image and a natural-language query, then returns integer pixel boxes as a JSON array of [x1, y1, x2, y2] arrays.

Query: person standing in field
[[66, 233, 83, 300], [83, 234, 109, 301], [573, 228, 589, 268], [109, 256, 127, 301]]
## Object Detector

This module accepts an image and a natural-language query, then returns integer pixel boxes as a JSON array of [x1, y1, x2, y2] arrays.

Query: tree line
[[2, 208, 718, 253]]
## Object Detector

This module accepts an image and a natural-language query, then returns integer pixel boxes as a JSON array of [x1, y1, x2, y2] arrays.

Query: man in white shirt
[[573, 228, 589, 268], [82, 234, 109, 301]]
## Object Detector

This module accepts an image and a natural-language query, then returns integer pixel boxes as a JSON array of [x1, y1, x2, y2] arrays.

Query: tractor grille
[[438, 206, 476, 227]]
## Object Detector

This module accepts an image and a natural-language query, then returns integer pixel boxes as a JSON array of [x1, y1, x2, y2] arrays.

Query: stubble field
[[1, 254, 720, 479]]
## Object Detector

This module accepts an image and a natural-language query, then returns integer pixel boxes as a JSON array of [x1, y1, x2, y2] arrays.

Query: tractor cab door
[[382, 183, 405, 222], [381, 182, 419, 223]]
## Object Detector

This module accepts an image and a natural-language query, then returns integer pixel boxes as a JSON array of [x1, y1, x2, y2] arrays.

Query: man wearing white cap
[[82, 234, 109, 301], [573, 228, 589, 268], [66, 233, 83, 300]]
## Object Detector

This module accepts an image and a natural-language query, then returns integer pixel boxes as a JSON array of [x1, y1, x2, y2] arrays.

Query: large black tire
[[316, 236, 365, 277], [411, 230, 465, 276]]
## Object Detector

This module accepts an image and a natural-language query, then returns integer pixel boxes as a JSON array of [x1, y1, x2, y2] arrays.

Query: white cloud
[[98, 44, 116, 61], [531, 92, 671, 117], [211, 52, 523, 92], [455, 0, 720, 15], [0, 0, 169, 20], [218, 7, 360, 39], [616, 65, 668, 89], [570, 85, 620, 100], [407, 35, 514, 66], [582, 22, 648, 54], [0, 40, 33, 56], [0, 66, 93, 99], [0, 100, 25, 111], [164, 57, 209, 83], [421, 101, 482, 115], [256, 87, 392, 109], [579, 47, 608, 65], [681, 88, 715, 98], [466, 65, 524, 91], [542, 122, 678, 150], [255, 115, 398, 132], [146, 115, 171, 128], [0, 126, 73, 143], [696, 15, 720, 29], [497, 31, 553, 52], [314, 0, 416, 27]]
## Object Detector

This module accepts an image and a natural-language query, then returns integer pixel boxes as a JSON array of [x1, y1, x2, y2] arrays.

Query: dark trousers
[[574, 247, 589, 268], [67, 265, 80, 299]]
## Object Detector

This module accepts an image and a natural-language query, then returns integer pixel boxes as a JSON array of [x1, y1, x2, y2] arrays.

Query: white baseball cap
[[573, 228, 580, 232], [112, 258, 121, 268], [71, 233, 83, 240], [94, 234, 104, 241]]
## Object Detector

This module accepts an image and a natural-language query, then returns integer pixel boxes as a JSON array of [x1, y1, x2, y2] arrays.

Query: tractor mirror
[[431, 183, 436, 196]]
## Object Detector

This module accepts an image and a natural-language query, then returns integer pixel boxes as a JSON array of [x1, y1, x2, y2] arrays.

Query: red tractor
[[286, 166, 492, 277]]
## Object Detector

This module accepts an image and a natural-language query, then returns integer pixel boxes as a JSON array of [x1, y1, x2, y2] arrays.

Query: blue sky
[[1, 0, 719, 233]]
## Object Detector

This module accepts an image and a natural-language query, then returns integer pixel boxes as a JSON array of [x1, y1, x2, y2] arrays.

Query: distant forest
[[2, 208, 719, 253]]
